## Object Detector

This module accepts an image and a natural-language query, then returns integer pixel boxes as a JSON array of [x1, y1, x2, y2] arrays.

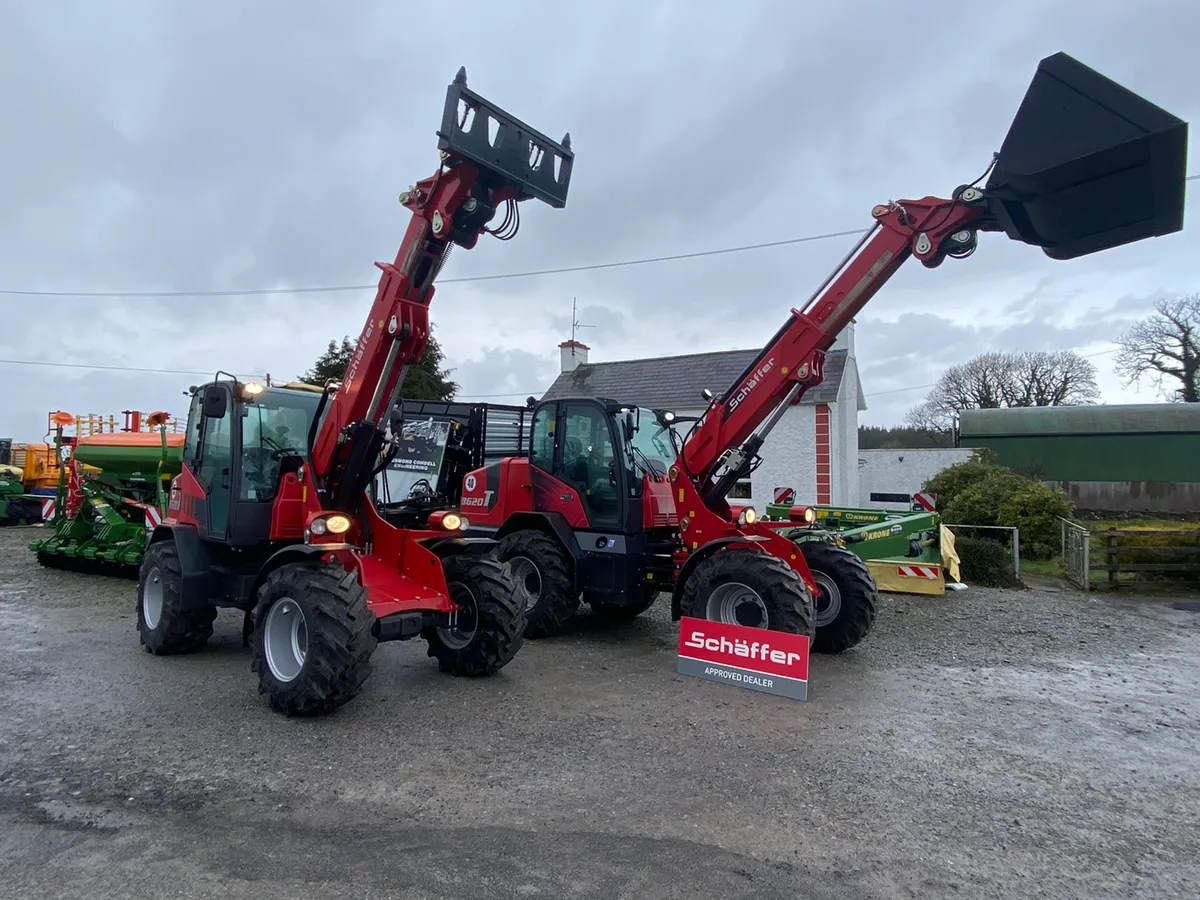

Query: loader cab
[[528, 397, 677, 532], [182, 379, 323, 546]]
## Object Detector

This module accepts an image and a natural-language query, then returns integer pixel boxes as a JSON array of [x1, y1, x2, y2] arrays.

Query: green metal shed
[[958, 404, 1200, 481]]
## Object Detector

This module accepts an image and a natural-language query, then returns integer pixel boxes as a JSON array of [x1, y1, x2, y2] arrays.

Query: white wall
[[830, 373, 860, 507], [669, 404, 819, 515], [858, 447, 977, 509], [754, 404, 818, 513]]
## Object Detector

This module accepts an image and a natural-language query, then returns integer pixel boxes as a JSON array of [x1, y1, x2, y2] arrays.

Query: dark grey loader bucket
[[985, 51, 1189, 260]]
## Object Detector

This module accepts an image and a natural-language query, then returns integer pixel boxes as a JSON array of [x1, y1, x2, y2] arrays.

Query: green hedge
[[954, 535, 1023, 588], [924, 453, 1074, 561]]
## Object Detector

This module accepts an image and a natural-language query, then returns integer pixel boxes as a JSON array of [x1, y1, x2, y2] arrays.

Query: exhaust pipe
[[985, 52, 1188, 260]]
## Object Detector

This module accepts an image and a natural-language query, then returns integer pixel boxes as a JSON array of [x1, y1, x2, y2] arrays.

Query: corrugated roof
[[959, 404, 1200, 437], [541, 348, 849, 408]]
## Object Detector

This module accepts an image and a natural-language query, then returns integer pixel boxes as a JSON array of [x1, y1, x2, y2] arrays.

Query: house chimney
[[559, 340, 589, 373], [831, 319, 856, 359]]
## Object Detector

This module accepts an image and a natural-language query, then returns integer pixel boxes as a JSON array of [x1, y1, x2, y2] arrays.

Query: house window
[[729, 478, 753, 500]]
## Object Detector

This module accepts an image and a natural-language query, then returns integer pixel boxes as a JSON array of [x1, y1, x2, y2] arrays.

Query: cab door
[[193, 383, 235, 541], [554, 401, 625, 529]]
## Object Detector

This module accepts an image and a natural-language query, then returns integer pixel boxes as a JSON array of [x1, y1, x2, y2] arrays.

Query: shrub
[[997, 482, 1075, 560], [929, 455, 1078, 562], [942, 469, 1029, 528], [922, 451, 998, 512], [954, 535, 1022, 588]]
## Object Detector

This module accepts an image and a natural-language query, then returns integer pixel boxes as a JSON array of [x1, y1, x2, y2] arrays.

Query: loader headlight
[[787, 505, 817, 525], [310, 514, 351, 536], [737, 507, 757, 526], [428, 510, 469, 531]]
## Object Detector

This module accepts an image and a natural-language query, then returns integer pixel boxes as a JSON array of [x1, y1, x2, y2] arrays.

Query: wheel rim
[[508, 556, 542, 612], [143, 566, 164, 630], [264, 597, 308, 683], [437, 581, 480, 649], [811, 570, 842, 628], [706, 582, 770, 628]]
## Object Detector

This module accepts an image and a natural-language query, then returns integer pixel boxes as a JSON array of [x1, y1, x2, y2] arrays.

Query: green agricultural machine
[[0, 472, 44, 525], [31, 411, 183, 576], [763, 492, 956, 595]]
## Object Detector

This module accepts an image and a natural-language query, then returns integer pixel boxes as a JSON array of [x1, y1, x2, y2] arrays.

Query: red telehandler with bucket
[[457, 52, 1189, 652], [136, 68, 574, 716]]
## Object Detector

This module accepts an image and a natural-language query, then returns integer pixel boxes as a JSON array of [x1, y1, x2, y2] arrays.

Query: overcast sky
[[2, 0, 1196, 443]]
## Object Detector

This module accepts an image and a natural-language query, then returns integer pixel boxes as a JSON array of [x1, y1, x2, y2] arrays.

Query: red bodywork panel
[[642, 476, 675, 529], [675, 197, 991, 589], [310, 164, 512, 480], [459, 459, 590, 530], [166, 466, 206, 532]]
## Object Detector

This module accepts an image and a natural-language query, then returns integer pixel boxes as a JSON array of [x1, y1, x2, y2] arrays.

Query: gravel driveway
[[1, 527, 1197, 899]]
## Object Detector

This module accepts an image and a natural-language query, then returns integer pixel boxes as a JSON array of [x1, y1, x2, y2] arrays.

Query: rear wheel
[[251, 562, 377, 717], [494, 529, 578, 638], [679, 548, 814, 635], [799, 541, 879, 654], [424, 554, 526, 676], [137, 539, 217, 655]]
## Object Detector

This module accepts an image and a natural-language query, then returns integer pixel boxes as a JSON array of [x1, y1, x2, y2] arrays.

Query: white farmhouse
[[540, 325, 865, 515]]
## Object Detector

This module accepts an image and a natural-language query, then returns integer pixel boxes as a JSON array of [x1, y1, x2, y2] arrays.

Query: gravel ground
[[0, 526, 1197, 900]]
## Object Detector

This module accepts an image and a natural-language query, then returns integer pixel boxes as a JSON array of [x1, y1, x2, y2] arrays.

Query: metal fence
[[1059, 517, 1091, 588], [943, 523, 1021, 580]]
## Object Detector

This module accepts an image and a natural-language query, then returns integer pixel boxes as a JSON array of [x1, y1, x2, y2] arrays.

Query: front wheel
[[493, 529, 578, 638], [424, 553, 526, 676], [138, 539, 217, 655], [679, 548, 814, 636], [251, 562, 378, 717], [799, 541, 879, 654]]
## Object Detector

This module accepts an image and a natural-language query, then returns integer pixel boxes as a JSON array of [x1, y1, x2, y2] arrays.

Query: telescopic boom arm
[[681, 190, 994, 508], [308, 68, 573, 513], [679, 50, 1190, 517]]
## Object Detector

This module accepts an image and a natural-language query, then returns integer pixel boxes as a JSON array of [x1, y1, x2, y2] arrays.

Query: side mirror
[[202, 385, 228, 419], [624, 411, 637, 438]]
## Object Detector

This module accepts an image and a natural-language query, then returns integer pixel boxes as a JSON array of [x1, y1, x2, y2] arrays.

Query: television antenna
[[570, 296, 596, 345]]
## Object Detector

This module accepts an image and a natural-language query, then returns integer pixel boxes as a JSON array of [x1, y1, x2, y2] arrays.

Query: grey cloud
[[2, 2, 1197, 444]]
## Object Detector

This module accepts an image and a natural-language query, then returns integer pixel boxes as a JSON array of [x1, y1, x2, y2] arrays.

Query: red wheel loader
[[458, 52, 1189, 650], [136, 69, 574, 716]]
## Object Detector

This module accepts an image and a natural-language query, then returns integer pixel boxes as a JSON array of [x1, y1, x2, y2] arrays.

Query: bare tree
[[905, 350, 1101, 430], [1114, 294, 1199, 403]]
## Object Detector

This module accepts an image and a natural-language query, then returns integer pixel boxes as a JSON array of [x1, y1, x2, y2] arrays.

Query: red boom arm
[[304, 69, 573, 514], [309, 162, 516, 504], [679, 190, 995, 510]]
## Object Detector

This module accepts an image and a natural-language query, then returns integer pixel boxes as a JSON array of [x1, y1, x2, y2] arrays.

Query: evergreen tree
[[300, 328, 458, 401]]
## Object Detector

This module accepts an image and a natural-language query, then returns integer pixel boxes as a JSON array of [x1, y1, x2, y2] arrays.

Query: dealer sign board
[[676, 616, 810, 700]]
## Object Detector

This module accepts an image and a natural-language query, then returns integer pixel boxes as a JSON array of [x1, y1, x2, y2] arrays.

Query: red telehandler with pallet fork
[[136, 68, 574, 716], [458, 51, 1189, 652]]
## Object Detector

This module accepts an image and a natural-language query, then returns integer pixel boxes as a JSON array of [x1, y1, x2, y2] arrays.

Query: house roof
[[959, 403, 1200, 437], [541, 347, 850, 408]]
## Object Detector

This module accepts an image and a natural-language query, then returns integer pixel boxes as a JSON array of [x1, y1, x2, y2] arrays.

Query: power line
[[455, 347, 1125, 402], [0, 229, 869, 298], [1, 173, 1196, 299], [0, 357, 264, 379], [0, 168, 1178, 302]]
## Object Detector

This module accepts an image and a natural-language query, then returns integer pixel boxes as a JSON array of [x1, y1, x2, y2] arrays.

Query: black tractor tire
[[799, 541, 879, 654], [493, 529, 578, 638], [679, 548, 814, 635], [137, 540, 218, 655], [251, 562, 377, 717], [424, 553, 526, 676], [590, 588, 660, 624]]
